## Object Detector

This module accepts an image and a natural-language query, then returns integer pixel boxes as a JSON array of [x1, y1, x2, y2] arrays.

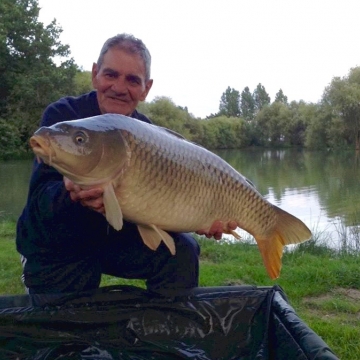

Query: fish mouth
[[29, 135, 55, 165]]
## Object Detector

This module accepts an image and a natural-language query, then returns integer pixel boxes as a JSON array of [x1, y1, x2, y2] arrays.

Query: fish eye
[[74, 131, 87, 145]]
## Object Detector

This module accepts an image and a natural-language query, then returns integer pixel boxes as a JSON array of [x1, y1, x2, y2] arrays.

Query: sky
[[38, 0, 360, 119]]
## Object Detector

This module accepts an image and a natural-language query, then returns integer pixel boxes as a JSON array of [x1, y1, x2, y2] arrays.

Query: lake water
[[1, 149, 360, 247]]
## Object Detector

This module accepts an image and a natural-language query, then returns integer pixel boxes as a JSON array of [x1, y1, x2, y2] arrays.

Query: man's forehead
[[101, 48, 146, 74]]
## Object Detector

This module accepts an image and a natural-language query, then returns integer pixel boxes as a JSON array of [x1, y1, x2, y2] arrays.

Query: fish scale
[[120, 123, 286, 235]]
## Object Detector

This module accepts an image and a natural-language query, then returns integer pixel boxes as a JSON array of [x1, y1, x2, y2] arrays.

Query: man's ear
[[140, 79, 153, 101], [91, 62, 98, 88]]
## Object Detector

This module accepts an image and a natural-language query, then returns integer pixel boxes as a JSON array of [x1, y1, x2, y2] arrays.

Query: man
[[16, 33, 236, 296]]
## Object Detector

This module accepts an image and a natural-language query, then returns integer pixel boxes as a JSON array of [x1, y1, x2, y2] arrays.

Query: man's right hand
[[64, 177, 105, 214]]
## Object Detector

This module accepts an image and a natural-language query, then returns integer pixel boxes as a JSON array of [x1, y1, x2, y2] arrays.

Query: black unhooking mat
[[0, 285, 338, 360]]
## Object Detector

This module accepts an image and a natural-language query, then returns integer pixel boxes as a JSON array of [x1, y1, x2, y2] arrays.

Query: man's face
[[92, 48, 153, 115]]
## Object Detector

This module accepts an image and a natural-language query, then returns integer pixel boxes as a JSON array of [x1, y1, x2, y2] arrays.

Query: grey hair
[[97, 33, 152, 81]]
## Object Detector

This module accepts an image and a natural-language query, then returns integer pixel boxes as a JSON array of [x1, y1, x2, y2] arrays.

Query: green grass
[[0, 221, 24, 294], [1, 221, 359, 359]]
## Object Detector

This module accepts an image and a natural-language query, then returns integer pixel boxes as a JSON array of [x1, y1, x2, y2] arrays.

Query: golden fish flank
[[30, 114, 312, 279]]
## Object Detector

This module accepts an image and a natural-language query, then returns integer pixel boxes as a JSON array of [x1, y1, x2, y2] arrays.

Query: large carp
[[30, 114, 311, 279]]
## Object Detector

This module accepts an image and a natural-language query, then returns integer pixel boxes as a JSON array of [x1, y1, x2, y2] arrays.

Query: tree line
[[1, 0, 360, 160], [140, 67, 360, 152]]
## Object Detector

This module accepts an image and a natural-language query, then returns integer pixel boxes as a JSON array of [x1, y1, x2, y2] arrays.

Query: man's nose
[[111, 77, 127, 94]]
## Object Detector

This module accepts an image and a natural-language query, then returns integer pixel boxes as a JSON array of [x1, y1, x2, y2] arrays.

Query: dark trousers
[[24, 222, 200, 296]]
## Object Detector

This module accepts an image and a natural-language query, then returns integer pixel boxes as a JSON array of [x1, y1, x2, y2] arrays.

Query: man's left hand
[[196, 220, 238, 240]]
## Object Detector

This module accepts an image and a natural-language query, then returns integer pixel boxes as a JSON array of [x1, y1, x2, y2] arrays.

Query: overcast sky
[[38, 0, 360, 118]]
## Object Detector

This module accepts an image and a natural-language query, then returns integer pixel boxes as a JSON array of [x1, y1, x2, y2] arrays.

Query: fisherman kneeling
[[16, 33, 235, 301]]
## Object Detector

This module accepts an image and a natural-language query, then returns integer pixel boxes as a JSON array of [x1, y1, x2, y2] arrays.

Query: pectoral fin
[[137, 224, 176, 255], [103, 184, 123, 231]]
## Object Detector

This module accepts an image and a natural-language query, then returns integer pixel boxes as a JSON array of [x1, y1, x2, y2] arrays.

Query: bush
[[0, 119, 23, 159]]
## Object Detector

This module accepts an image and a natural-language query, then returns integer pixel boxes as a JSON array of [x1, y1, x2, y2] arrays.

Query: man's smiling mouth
[[108, 96, 129, 103]]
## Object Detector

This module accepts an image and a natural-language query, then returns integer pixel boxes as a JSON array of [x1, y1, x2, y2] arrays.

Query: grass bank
[[1, 220, 359, 358]]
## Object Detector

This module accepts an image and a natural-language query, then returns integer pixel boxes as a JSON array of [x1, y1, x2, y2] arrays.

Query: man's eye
[[128, 76, 141, 84]]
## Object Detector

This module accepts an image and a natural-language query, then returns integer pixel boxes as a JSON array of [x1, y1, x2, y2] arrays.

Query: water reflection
[[1, 149, 360, 246], [0, 160, 33, 221]]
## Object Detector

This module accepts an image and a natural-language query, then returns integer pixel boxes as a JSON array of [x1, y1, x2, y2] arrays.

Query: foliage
[[253, 83, 271, 113], [304, 101, 351, 150], [0, 0, 85, 154], [1, 0, 359, 154], [240, 86, 255, 121], [137, 70, 360, 150], [74, 70, 93, 95], [286, 101, 315, 146], [218, 86, 241, 117], [0, 118, 22, 159], [323, 67, 360, 150], [136, 98, 251, 150], [255, 101, 290, 146], [144, 96, 195, 138], [197, 116, 250, 149], [274, 89, 288, 105]]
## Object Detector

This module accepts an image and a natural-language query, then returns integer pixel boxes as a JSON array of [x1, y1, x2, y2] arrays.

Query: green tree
[[146, 97, 194, 138], [253, 83, 270, 113], [274, 89, 288, 105], [218, 86, 241, 117], [74, 70, 93, 95], [215, 117, 247, 148], [312, 101, 349, 149], [286, 101, 314, 146], [136, 101, 151, 117], [255, 102, 290, 146], [240, 86, 255, 121], [323, 67, 360, 150], [304, 109, 330, 149], [0, 0, 79, 149], [197, 120, 219, 149], [0, 118, 21, 159], [196, 116, 249, 149]]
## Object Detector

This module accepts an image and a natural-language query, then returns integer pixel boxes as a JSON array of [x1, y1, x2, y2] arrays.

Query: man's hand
[[196, 220, 238, 240], [64, 177, 105, 214]]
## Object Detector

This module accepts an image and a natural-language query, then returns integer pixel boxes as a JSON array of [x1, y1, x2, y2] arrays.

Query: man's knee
[[146, 232, 200, 290], [171, 232, 200, 260]]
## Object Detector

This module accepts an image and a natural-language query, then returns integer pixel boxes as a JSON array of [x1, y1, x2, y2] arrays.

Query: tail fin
[[255, 206, 312, 279]]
